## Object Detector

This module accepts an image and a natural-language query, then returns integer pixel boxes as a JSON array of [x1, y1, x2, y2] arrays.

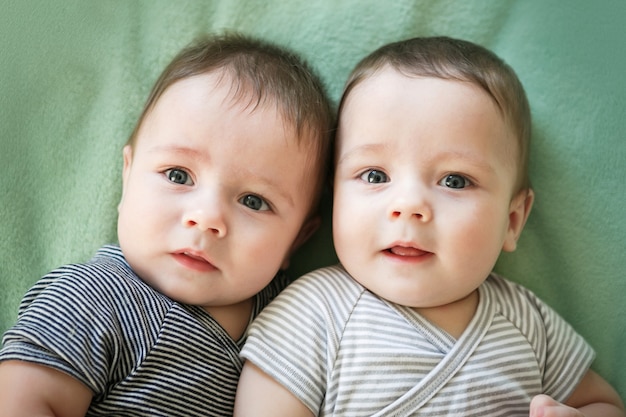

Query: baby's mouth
[[387, 246, 430, 257], [183, 251, 209, 263], [172, 249, 217, 272]]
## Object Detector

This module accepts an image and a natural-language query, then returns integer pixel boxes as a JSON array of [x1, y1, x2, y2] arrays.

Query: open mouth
[[386, 245, 432, 258]]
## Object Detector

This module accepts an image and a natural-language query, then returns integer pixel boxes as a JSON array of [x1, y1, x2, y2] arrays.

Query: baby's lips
[[389, 246, 429, 257]]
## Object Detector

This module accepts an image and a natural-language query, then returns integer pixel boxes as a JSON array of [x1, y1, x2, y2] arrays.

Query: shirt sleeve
[[0, 264, 126, 394], [517, 282, 596, 401], [241, 265, 361, 414]]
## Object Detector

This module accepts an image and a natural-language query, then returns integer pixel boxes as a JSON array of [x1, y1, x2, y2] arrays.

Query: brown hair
[[127, 32, 334, 214], [339, 36, 531, 193]]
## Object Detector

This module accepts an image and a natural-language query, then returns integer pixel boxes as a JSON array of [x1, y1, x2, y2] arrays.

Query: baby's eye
[[361, 169, 389, 184], [440, 174, 471, 189], [165, 168, 193, 185], [239, 194, 271, 211]]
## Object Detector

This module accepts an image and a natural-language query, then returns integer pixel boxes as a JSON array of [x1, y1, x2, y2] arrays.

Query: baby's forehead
[[339, 69, 520, 158], [345, 70, 499, 120], [355, 69, 514, 131], [153, 72, 293, 127]]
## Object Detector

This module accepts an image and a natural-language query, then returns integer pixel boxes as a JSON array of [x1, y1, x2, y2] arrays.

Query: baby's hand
[[530, 395, 583, 417]]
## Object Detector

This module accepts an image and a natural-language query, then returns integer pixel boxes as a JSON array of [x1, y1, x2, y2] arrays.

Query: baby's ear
[[502, 188, 534, 252], [118, 145, 133, 211]]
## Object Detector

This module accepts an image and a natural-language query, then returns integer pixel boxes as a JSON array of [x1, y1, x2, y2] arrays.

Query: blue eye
[[239, 194, 270, 211], [361, 169, 389, 184], [441, 174, 471, 189], [165, 168, 193, 185]]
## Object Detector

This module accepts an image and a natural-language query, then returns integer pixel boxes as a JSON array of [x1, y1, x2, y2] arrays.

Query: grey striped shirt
[[241, 265, 594, 416], [1, 245, 287, 416]]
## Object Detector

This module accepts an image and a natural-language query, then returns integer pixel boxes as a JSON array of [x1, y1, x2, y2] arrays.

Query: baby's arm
[[234, 362, 314, 417], [530, 369, 624, 417], [0, 360, 92, 417]]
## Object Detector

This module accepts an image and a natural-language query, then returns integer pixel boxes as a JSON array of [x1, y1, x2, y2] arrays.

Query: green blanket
[[1, 0, 624, 400]]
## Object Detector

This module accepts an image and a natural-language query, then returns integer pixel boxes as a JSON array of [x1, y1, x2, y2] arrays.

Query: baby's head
[[339, 36, 531, 194], [118, 33, 333, 312], [128, 33, 334, 211], [333, 36, 534, 311]]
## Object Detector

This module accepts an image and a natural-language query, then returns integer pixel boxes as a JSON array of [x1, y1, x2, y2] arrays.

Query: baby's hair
[[339, 36, 531, 193], [127, 32, 334, 214]]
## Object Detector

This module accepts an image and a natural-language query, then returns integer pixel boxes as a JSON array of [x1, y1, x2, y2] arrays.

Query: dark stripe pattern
[[1, 245, 287, 416]]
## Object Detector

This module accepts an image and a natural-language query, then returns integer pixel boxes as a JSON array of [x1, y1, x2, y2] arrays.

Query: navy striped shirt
[[1, 245, 288, 416]]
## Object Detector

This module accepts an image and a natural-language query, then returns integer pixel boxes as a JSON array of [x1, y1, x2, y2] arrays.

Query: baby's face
[[117, 72, 316, 311], [333, 68, 527, 310]]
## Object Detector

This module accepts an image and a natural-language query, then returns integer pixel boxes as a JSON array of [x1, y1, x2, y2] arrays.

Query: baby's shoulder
[[259, 264, 364, 326], [484, 273, 554, 341], [22, 245, 170, 319], [286, 264, 363, 299], [484, 273, 545, 310], [38, 248, 136, 295]]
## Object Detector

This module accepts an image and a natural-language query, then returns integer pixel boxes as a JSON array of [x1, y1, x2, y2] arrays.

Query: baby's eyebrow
[[433, 150, 496, 174], [336, 143, 389, 165], [148, 145, 208, 162]]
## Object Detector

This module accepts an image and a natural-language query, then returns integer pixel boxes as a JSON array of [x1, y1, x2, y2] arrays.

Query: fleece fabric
[[1, 0, 624, 401]]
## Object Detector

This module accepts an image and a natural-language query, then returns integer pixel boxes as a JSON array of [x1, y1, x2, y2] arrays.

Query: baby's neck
[[413, 290, 479, 340], [204, 298, 254, 341]]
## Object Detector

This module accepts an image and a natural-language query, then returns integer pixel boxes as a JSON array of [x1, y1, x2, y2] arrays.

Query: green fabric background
[[1, 0, 624, 401]]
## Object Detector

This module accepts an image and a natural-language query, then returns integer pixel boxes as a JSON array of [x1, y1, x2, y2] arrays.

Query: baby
[[0, 33, 333, 416], [234, 36, 624, 417]]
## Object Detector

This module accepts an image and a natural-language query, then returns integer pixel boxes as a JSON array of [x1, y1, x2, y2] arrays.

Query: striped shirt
[[0, 245, 288, 416], [241, 264, 595, 417]]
